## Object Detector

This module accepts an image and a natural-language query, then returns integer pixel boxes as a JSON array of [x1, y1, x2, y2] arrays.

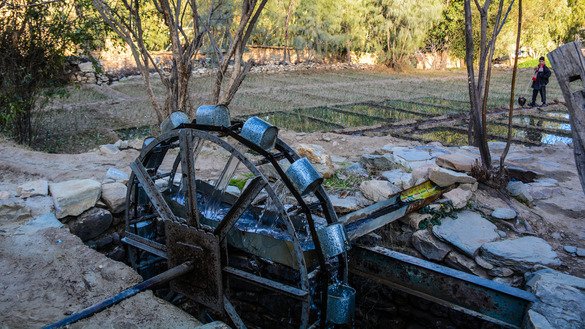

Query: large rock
[[429, 167, 476, 187], [16, 180, 49, 198], [360, 154, 406, 172], [344, 162, 369, 177], [432, 210, 499, 256], [359, 180, 401, 202], [381, 170, 414, 190], [507, 181, 534, 205], [50, 179, 101, 218], [411, 229, 452, 261], [69, 207, 113, 241], [443, 187, 472, 209], [296, 144, 335, 178], [101, 182, 127, 214], [479, 237, 561, 271], [524, 268, 585, 329], [436, 153, 478, 172], [0, 198, 32, 222]]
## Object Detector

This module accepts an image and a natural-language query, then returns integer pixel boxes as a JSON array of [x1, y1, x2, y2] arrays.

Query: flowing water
[[509, 116, 571, 131]]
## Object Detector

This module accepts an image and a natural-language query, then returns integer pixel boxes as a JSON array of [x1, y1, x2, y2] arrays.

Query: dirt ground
[[0, 217, 202, 328]]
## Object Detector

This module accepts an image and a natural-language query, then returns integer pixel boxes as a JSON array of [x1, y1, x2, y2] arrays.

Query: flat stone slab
[[480, 237, 561, 271], [432, 210, 499, 256], [50, 179, 101, 218], [429, 167, 476, 187], [491, 207, 517, 220], [436, 153, 478, 172], [525, 268, 585, 328], [393, 149, 434, 162]]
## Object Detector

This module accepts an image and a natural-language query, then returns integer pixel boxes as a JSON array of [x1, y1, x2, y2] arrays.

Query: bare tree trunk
[[283, 0, 294, 63], [548, 41, 585, 194], [464, 0, 515, 171], [500, 0, 522, 170]]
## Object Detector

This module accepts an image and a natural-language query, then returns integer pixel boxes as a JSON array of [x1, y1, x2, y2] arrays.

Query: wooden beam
[[548, 42, 585, 193]]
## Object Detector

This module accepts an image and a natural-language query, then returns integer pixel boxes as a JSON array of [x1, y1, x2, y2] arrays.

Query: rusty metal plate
[[165, 221, 223, 311]]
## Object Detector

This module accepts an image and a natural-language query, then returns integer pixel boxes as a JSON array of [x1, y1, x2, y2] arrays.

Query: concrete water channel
[[244, 98, 573, 147]]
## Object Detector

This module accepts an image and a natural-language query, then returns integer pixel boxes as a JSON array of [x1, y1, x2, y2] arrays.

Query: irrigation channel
[[241, 98, 573, 147], [53, 107, 540, 329]]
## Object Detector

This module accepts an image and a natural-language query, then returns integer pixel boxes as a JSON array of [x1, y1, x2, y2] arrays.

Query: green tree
[[364, 0, 444, 67], [0, 0, 105, 144]]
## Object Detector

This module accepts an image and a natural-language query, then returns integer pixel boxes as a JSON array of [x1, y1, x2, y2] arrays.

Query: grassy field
[[36, 67, 565, 153]]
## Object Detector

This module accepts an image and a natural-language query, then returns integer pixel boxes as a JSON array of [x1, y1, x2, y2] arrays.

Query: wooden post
[[547, 42, 585, 194]]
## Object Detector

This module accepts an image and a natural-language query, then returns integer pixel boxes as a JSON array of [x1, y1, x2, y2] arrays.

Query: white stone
[[480, 237, 561, 271], [100, 144, 120, 155], [16, 180, 49, 198], [0, 191, 10, 200], [432, 210, 499, 256], [359, 180, 401, 202], [106, 167, 130, 183], [49, 179, 101, 218], [429, 167, 476, 187], [443, 188, 472, 209], [436, 153, 478, 172], [101, 182, 127, 213]]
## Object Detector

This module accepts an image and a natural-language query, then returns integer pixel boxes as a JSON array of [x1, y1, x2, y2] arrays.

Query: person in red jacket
[[528, 56, 552, 107]]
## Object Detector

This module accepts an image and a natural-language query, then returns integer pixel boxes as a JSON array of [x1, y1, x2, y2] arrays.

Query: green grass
[[323, 173, 364, 191], [517, 57, 551, 69]]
